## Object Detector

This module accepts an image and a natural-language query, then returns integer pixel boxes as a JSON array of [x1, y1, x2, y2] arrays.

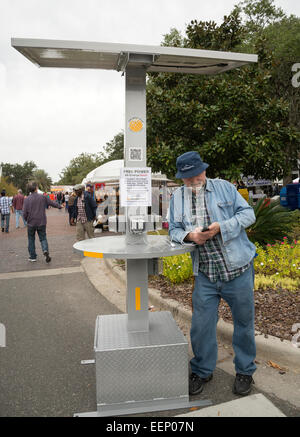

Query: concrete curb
[[82, 257, 300, 373]]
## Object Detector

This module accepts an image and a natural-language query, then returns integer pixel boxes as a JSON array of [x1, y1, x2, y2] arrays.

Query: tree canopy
[[58, 153, 103, 185], [1, 161, 37, 193], [32, 169, 52, 193], [57, 0, 299, 184], [57, 132, 124, 185], [146, 0, 300, 182], [0, 161, 52, 193], [0, 176, 18, 197]]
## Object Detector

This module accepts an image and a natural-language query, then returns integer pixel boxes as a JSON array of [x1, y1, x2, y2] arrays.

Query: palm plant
[[246, 197, 297, 245]]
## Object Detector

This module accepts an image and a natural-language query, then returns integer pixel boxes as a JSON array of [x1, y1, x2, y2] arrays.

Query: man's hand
[[185, 222, 220, 245], [206, 222, 220, 238]]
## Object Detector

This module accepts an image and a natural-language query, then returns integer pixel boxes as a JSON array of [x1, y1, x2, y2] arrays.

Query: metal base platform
[[74, 398, 212, 417], [75, 311, 212, 417]]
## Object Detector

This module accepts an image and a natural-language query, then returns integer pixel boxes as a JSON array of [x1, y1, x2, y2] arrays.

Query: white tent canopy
[[82, 160, 124, 184], [82, 160, 170, 184]]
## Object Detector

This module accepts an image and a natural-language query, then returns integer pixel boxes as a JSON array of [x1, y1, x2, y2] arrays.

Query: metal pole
[[124, 64, 147, 244], [124, 62, 149, 332]]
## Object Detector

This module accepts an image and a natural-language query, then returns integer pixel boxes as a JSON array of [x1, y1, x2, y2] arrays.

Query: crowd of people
[[0, 183, 98, 263]]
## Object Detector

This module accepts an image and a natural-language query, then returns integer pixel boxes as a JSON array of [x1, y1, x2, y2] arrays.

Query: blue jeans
[[190, 263, 256, 378], [15, 210, 27, 228], [1, 213, 10, 232], [27, 225, 49, 259]]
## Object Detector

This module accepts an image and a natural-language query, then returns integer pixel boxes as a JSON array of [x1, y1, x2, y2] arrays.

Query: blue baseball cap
[[175, 151, 209, 179]]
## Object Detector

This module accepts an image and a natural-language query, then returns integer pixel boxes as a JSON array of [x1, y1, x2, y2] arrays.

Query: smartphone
[[201, 226, 209, 232]]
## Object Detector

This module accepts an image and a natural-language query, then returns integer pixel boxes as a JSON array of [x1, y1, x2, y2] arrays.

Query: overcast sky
[[1, 0, 299, 182]]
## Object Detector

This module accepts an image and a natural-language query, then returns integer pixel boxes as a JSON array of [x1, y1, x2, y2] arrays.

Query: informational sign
[[242, 176, 272, 187], [120, 168, 151, 207]]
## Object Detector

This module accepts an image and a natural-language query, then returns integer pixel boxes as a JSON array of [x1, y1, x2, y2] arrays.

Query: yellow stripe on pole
[[135, 287, 141, 311], [83, 251, 103, 259]]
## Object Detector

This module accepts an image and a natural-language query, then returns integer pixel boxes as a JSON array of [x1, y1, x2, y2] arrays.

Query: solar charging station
[[12, 38, 257, 416]]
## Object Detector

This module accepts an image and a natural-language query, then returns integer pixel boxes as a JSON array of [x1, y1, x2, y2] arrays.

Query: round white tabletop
[[73, 235, 195, 259]]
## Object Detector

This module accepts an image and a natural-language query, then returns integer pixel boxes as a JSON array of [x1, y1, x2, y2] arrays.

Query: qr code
[[129, 148, 143, 161]]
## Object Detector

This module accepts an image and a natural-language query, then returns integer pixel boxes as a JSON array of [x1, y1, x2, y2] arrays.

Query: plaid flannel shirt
[[0, 196, 12, 215], [77, 195, 87, 224], [192, 189, 250, 283]]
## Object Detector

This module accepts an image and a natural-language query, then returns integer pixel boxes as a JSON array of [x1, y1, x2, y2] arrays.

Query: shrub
[[162, 253, 193, 283], [162, 239, 299, 290], [0, 176, 18, 197], [246, 197, 296, 245], [254, 239, 299, 282], [255, 274, 299, 291]]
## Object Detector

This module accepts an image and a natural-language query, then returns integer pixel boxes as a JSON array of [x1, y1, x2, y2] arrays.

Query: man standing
[[0, 190, 12, 233], [64, 192, 69, 212], [168, 151, 257, 397], [67, 190, 76, 225], [56, 191, 63, 207], [71, 184, 97, 241], [85, 183, 93, 195], [23, 182, 62, 262], [13, 189, 27, 229]]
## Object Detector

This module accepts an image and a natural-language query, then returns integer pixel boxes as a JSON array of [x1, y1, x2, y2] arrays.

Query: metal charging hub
[[12, 38, 257, 416]]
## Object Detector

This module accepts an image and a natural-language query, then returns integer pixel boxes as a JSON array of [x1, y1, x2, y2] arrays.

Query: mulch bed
[[149, 275, 300, 342]]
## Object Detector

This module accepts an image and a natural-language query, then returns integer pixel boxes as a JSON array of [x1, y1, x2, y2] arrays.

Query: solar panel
[[11, 38, 257, 74]]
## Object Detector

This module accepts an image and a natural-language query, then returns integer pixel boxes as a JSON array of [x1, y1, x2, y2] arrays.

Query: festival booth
[[82, 159, 171, 231], [50, 185, 73, 193]]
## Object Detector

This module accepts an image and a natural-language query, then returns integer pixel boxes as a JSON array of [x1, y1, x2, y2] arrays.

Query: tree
[[1, 161, 37, 193], [32, 169, 52, 193], [102, 131, 124, 162], [58, 153, 104, 185], [261, 16, 300, 132], [58, 132, 124, 185], [236, 0, 285, 34], [236, 1, 300, 183], [0, 176, 18, 197], [145, 1, 300, 182]]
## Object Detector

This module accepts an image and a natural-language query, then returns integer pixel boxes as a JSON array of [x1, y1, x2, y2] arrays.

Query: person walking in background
[[13, 189, 27, 228], [64, 192, 69, 212], [0, 189, 13, 233], [49, 192, 56, 207], [85, 183, 93, 196], [71, 184, 97, 241], [56, 191, 63, 209], [67, 190, 76, 225], [169, 151, 257, 397], [23, 182, 62, 262]]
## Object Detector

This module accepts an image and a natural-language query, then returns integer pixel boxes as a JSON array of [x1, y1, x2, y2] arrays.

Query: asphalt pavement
[[0, 209, 120, 417], [0, 208, 299, 417]]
